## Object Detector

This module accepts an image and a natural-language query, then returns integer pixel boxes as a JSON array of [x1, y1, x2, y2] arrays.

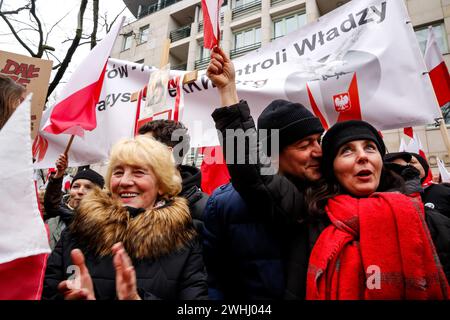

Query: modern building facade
[[111, 0, 450, 173]]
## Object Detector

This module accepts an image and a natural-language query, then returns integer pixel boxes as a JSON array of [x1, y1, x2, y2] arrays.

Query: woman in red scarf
[[305, 120, 449, 300]]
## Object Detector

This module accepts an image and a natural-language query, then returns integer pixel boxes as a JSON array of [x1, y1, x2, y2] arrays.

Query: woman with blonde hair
[[43, 135, 208, 300], [0, 75, 26, 129]]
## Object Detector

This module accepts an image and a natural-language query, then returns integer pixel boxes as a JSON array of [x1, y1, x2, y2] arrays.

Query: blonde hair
[[105, 135, 182, 199]]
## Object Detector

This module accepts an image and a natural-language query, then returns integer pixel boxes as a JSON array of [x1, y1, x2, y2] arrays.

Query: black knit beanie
[[321, 120, 386, 180], [257, 99, 324, 154], [410, 152, 430, 182], [384, 152, 412, 164], [71, 168, 105, 189]]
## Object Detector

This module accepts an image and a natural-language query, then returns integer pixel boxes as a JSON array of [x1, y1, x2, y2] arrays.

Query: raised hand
[[206, 46, 239, 107], [54, 153, 68, 179], [58, 249, 96, 300], [112, 242, 141, 300]]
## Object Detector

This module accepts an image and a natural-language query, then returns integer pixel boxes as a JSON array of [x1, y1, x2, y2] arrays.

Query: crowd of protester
[[0, 49, 449, 300]]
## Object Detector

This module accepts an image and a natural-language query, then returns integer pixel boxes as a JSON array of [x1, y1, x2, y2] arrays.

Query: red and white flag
[[424, 26, 450, 107], [0, 95, 50, 300], [405, 133, 433, 187], [200, 146, 230, 195], [42, 17, 125, 137], [201, 0, 223, 49], [437, 157, 450, 183]]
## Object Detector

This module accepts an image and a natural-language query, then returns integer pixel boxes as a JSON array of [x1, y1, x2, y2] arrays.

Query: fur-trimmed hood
[[70, 188, 196, 260]]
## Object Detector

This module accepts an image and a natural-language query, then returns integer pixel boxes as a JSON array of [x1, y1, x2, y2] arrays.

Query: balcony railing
[[232, 0, 261, 20], [198, 13, 224, 32], [137, 0, 183, 19], [194, 57, 211, 70], [270, 0, 295, 7], [171, 63, 187, 71], [230, 42, 261, 59], [170, 25, 191, 42]]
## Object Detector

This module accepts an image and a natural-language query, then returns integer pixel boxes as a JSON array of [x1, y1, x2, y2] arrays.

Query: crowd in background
[[0, 51, 449, 300]]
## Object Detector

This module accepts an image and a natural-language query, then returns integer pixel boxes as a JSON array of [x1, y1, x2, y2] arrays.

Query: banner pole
[[160, 38, 171, 68], [64, 135, 75, 156], [434, 103, 450, 157]]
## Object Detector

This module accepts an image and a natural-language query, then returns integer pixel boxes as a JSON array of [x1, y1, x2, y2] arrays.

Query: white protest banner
[[176, 0, 440, 147], [33, 0, 442, 167], [33, 59, 154, 169]]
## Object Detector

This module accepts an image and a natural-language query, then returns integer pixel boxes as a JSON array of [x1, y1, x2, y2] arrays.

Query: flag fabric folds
[[437, 157, 450, 183], [200, 146, 230, 194], [425, 27, 450, 107], [42, 17, 125, 137], [0, 95, 50, 299], [201, 0, 224, 49]]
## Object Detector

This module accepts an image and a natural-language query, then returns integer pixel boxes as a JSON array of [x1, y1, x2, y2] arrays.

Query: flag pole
[[438, 116, 450, 156], [64, 135, 75, 156]]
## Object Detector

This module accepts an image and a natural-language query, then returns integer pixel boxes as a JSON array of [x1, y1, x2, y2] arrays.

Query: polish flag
[[406, 133, 433, 187], [403, 127, 413, 138], [424, 27, 450, 107], [200, 146, 230, 194], [399, 137, 407, 152], [42, 17, 125, 137], [0, 95, 51, 299], [437, 157, 450, 183], [201, 0, 223, 49]]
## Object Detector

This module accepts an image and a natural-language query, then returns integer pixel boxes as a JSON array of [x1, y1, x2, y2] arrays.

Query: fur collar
[[70, 189, 196, 260]]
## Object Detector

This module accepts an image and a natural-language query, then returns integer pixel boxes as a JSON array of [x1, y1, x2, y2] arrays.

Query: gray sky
[[0, 0, 133, 102]]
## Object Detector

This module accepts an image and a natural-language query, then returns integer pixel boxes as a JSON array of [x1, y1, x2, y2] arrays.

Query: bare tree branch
[[91, 0, 99, 49], [47, 0, 88, 97], [29, 0, 44, 57], [0, 6, 36, 56], [104, 7, 126, 33], [1, 4, 30, 15], [46, 9, 73, 43]]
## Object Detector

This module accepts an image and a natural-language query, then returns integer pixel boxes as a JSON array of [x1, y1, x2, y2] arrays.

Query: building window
[[415, 22, 449, 55], [138, 25, 149, 44], [122, 33, 133, 51], [273, 12, 306, 40], [233, 0, 255, 9], [198, 44, 210, 60], [234, 26, 261, 49]]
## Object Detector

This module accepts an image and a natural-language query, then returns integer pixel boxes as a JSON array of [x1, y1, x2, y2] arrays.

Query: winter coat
[[425, 208, 450, 281], [179, 165, 209, 233], [44, 176, 74, 250], [202, 183, 286, 300], [423, 183, 450, 218], [43, 189, 208, 300], [211, 100, 317, 299], [211, 100, 450, 298]]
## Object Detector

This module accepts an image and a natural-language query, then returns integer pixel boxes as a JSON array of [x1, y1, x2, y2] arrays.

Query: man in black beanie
[[202, 47, 324, 300], [44, 154, 105, 249]]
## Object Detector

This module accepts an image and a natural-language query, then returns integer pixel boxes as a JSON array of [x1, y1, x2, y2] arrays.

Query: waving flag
[[0, 95, 50, 299], [425, 27, 450, 107], [405, 133, 433, 187], [42, 17, 125, 137], [437, 157, 450, 183], [201, 0, 223, 49]]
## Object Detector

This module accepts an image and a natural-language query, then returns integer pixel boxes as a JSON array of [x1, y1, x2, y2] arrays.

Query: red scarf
[[306, 192, 450, 300]]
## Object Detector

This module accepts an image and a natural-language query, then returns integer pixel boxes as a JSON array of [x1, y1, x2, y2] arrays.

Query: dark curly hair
[[138, 119, 190, 164]]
